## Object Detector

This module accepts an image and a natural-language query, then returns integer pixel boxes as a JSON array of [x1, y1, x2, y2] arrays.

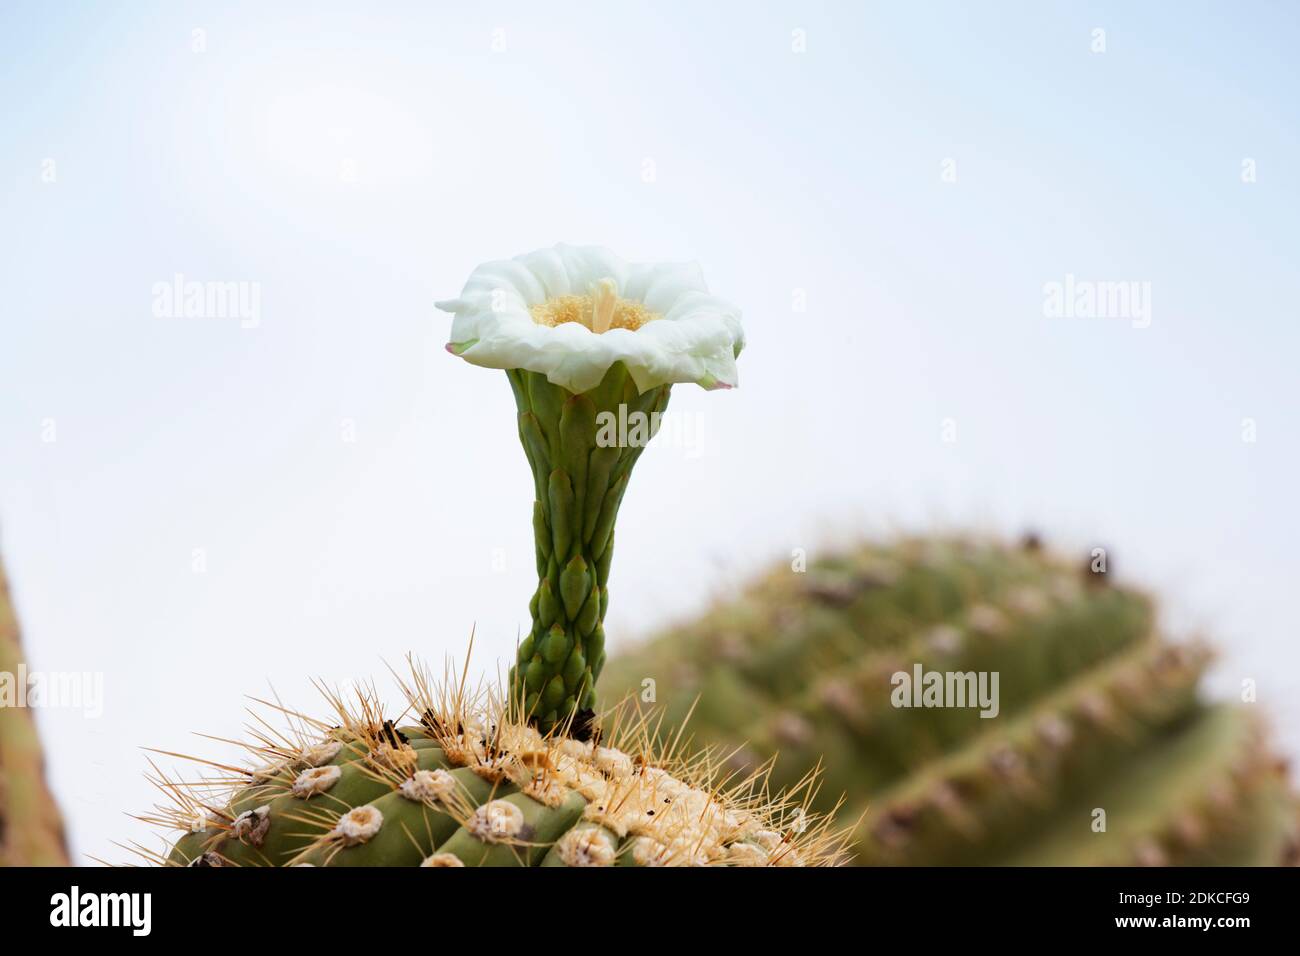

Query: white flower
[[437, 244, 745, 394]]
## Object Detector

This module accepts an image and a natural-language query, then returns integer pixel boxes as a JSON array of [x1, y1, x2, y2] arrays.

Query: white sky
[[1, 2, 1296, 863]]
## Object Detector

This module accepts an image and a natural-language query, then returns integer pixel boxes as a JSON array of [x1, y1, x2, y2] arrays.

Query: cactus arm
[[0, 555, 68, 866], [745, 577, 1155, 797], [603, 537, 1300, 866]]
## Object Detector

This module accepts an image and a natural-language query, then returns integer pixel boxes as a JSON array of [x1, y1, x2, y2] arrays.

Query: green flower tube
[[439, 245, 745, 732]]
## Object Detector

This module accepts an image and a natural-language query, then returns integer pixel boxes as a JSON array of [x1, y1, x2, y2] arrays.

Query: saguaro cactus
[[149, 667, 845, 867], [0, 552, 68, 866], [144, 246, 850, 866], [601, 536, 1299, 865]]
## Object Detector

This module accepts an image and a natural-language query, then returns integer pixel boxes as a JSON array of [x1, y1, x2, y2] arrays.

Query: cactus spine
[[0, 552, 68, 866], [149, 664, 846, 867], [601, 537, 1300, 865]]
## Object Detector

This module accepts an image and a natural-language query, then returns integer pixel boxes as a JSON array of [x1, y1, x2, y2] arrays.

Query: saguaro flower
[[438, 244, 744, 731], [142, 248, 850, 868]]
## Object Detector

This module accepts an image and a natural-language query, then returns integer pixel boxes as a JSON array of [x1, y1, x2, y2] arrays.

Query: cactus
[[601, 536, 1300, 865], [141, 247, 852, 866], [143, 662, 847, 867], [0, 552, 69, 866]]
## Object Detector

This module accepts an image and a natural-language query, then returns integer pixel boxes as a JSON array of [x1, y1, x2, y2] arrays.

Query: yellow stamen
[[529, 280, 659, 333]]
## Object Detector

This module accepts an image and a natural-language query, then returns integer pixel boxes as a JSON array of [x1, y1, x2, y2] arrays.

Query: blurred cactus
[[602, 536, 1299, 865], [0, 552, 68, 865]]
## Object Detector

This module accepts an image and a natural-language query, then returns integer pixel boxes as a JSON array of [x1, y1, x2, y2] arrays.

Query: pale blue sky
[[1, 1, 1296, 862]]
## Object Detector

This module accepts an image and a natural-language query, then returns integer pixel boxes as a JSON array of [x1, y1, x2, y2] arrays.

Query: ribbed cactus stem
[[153, 664, 847, 867], [505, 363, 670, 733]]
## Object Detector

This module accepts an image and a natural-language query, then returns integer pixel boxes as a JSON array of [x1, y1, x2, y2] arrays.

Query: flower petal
[[438, 244, 744, 394]]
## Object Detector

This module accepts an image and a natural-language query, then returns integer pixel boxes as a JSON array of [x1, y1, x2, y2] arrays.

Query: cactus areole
[[439, 245, 745, 732]]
